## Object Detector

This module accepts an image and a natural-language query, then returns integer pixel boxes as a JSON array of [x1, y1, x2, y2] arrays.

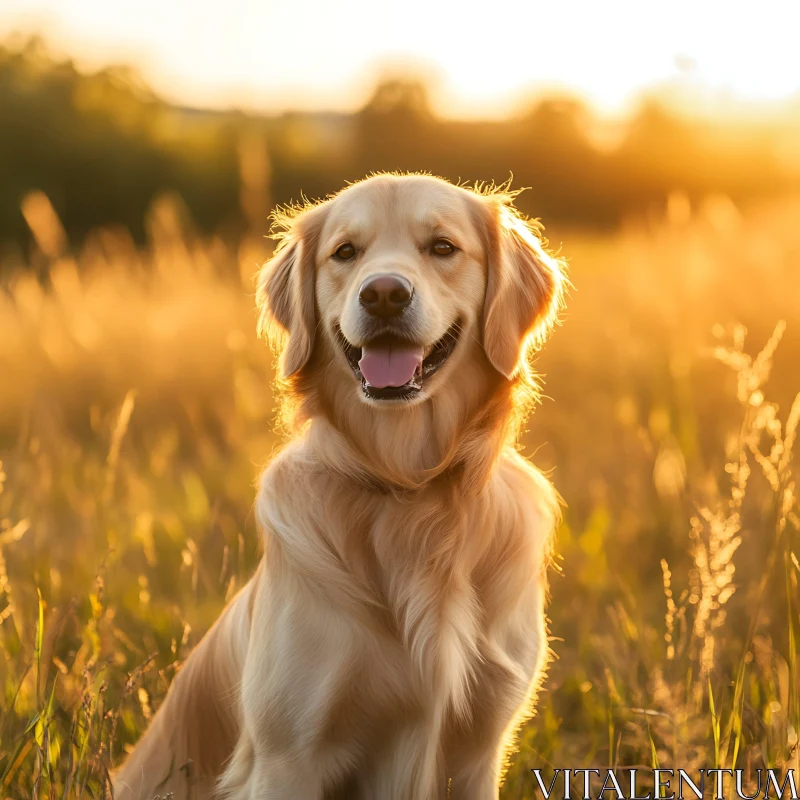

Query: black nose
[[358, 273, 413, 317]]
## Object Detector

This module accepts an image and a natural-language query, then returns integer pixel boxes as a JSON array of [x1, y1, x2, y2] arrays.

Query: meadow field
[[0, 189, 798, 798]]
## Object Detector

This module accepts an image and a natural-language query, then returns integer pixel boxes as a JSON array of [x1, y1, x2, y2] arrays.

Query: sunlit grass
[[0, 191, 798, 797]]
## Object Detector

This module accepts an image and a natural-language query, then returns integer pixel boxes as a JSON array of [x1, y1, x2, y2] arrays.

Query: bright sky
[[1, 0, 799, 118]]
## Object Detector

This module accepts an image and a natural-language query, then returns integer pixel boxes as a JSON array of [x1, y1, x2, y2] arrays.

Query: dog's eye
[[334, 243, 356, 260], [432, 239, 455, 256]]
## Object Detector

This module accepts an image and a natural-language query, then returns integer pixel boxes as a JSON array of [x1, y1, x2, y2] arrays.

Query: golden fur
[[113, 174, 567, 799]]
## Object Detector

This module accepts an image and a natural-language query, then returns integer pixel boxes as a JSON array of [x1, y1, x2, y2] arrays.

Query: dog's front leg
[[444, 667, 533, 800], [358, 714, 447, 800], [445, 747, 503, 800], [444, 585, 549, 800], [221, 745, 329, 799], [218, 567, 361, 800], [444, 663, 525, 800]]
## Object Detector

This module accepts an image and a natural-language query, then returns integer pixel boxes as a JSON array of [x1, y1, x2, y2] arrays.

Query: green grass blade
[[34, 588, 44, 707]]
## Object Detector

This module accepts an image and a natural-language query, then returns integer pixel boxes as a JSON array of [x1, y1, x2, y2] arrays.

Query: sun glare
[[1, 0, 799, 118]]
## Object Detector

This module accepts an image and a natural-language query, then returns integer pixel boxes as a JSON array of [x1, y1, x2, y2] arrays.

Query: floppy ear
[[481, 201, 566, 379], [256, 210, 322, 378]]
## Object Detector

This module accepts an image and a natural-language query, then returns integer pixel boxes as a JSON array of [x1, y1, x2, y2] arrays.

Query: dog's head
[[258, 174, 565, 414]]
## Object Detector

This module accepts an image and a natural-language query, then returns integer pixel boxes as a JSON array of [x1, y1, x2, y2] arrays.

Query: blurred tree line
[[2, 35, 799, 255]]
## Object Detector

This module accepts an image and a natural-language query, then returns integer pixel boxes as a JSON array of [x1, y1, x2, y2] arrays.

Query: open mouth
[[337, 323, 461, 401]]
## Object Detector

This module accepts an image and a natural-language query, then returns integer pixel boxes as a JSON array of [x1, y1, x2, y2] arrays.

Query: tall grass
[[0, 191, 798, 797]]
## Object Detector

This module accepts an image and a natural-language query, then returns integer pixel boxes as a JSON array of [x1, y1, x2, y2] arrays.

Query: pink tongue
[[359, 343, 424, 388]]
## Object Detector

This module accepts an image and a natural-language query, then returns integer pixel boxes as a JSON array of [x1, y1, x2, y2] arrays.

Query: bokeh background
[[0, 2, 799, 797]]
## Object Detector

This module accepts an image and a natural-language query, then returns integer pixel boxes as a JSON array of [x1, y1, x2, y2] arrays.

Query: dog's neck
[[301, 369, 517, 494]]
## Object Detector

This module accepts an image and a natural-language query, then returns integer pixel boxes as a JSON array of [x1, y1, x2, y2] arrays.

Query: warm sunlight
[[1, 0, 799, 117], [3, 0, 800, 795]]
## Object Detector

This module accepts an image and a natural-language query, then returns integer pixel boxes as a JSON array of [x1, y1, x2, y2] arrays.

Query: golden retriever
[[113, 173, 567, 800]]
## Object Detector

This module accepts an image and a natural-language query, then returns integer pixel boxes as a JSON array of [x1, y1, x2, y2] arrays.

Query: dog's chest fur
[[257, 444, 554, 736]]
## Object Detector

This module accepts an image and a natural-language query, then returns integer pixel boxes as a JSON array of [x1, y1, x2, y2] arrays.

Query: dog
[[113, 173, 566, 799]]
